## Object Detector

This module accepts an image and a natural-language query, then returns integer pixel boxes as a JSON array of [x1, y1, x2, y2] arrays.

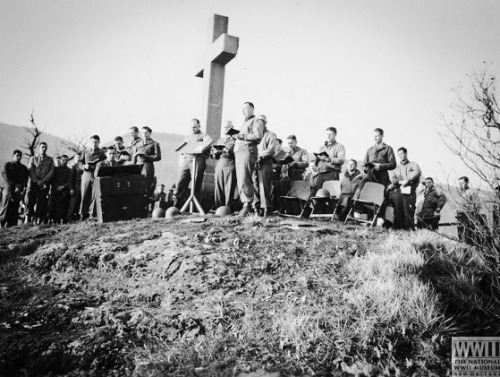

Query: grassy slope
[[0, 216, 498, 376]]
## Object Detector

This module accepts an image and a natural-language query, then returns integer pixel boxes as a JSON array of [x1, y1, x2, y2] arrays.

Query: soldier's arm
[[42, 158, 55, 184], [28, 157, 39, 183], [259, 134, 276, 159], [244, 120, 264, 142], [330, 144, 345, 166], [2, 163, 13, 185], [407, 163, 422, 186], [294, 149, 309, 169], [149, 143, 161, 162], [380, 147, 397, 171]]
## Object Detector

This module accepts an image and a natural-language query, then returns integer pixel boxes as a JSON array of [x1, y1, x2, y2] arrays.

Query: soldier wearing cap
[[253, 114, 276, 216]]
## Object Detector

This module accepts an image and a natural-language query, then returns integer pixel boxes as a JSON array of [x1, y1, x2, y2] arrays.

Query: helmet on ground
[[165, 207, 180, 218], [316, 188, 330, 197], [215, 206, 232, 217], [152, 208, 166, 219]]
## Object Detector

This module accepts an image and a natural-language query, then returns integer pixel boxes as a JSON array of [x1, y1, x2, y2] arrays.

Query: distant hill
[[0, 122, 185, 189]]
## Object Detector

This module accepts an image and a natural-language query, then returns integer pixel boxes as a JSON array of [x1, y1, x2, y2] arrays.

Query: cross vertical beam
[[195, 14, 239, 141]]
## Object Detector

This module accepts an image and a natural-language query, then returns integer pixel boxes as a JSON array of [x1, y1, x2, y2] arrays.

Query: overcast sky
[[1, 0, 499, 186]]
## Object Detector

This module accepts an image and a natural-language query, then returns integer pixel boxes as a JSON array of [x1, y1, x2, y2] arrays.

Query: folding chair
[[308, 180, 341, 220], [344, 182, 385, 227], [278, 180, 312, 218]]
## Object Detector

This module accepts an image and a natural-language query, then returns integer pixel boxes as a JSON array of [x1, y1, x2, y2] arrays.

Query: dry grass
[[0, 219, 498, 376]]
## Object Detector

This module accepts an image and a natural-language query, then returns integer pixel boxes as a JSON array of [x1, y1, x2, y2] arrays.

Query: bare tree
[[439, 63, 500, 281], [22, 110, 43, 157], [59, 134, 87, 156]]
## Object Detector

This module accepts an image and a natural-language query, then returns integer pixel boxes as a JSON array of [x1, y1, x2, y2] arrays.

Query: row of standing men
[[172, 101, 453, 230], [0, 126, 160, 226]]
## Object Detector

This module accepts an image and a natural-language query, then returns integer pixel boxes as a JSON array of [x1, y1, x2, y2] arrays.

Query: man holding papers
[[387, 147, 422, 230], [234, 102, 263, 216], [212, 121, 237, 210], [313, 127, 345, 193], [173, 119, 212, 208], [79, 135, 106, 220]]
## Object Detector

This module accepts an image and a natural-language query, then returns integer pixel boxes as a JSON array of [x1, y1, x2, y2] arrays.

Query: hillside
[[0, 216, 498, 376]]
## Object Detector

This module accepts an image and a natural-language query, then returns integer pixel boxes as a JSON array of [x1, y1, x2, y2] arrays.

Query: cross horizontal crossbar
[[196, 33, 239, 78]]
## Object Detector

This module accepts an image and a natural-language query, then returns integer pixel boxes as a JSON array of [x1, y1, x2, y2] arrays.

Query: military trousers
[[235, 148, 257, 204]]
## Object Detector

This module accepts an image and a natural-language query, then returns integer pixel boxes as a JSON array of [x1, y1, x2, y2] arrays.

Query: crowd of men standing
[[0, 100, 489, 243], [0, 126, 161, 226]]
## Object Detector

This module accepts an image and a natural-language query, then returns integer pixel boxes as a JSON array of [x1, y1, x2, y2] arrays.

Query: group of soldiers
[[0, 126, 160, 226], [0, 100, 487, 238]]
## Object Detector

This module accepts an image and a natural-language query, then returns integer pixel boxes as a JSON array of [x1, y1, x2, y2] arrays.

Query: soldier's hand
[[70, 189, 75, 197], [373, 163, 381, 171]]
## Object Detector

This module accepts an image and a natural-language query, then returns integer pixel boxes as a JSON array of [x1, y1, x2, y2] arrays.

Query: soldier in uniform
[[26, 142, 55, 224], [361, 128, 396, 189], [132, 127, 161, 203], [313, 127, 345, 193], [253, 115, 276, 216], [0, 150, 29, 227], [67, 153, 83, 222], [416, 177, 447, 230], [387, 147, 422, 230], [234, 102, 264, 216], [128, 127, 142, 155], [271, 139, 287, 211], [95, 146, 118, 177], [79, 135, 105, 220], [49, 154, 71, 224], [284, 135, 309, 181], [212, 120, 237, 210], [173, 119, 212, 208]]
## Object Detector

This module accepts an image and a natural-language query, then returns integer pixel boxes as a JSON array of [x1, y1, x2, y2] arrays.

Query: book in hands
[[313, 151, 329, 159], [226, 128, 240, 136], [279, 155, 295, 164], [364, 162, 375, 169]]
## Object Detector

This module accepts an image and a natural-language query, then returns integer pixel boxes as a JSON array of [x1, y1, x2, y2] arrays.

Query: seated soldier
[[313, 127, 345, 194], [95, 146, 118, 177], [416, 177, 447, 230], [336, 159, 363, 221]]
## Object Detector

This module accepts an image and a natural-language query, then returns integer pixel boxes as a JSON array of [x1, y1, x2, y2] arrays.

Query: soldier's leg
[[80, 172, 93, 218], [193, 158, 206, 197], [225, 165, 237, 209], [214, 161, 225, 208]]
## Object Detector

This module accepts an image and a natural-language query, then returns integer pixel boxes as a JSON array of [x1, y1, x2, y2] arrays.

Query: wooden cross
[[195, 14, 239, 141]]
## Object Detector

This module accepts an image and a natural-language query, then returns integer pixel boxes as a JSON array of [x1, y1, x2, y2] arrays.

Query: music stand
[[176, 140, 213, 214]]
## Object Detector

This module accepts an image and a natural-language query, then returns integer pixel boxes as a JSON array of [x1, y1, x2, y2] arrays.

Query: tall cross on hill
[[195, 14, 239, 141]]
